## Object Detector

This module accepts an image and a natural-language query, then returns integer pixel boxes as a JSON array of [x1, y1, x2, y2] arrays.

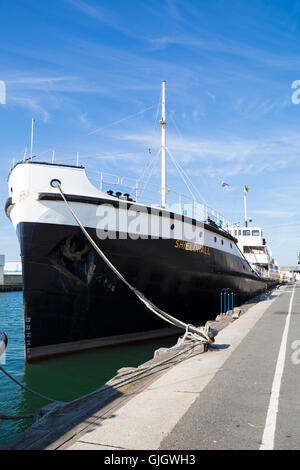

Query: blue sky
[[1, 0, 300, 265]]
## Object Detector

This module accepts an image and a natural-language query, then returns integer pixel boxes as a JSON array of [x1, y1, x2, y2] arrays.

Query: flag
[[244, 185, 250, 192], [222, 181, 229, 188]]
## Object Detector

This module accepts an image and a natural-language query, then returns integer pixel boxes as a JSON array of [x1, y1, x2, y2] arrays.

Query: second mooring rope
[[56, 184, 216, 345]]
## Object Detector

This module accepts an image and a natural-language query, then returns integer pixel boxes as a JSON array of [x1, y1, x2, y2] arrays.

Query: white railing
[[86, 169, 234, 232]]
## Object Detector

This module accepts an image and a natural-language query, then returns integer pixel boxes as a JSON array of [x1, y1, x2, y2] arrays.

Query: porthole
[[50, 179, 61, 188], [170, 224, 175, 230]]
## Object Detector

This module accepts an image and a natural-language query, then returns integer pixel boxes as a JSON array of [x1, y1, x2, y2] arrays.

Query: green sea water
[[0, 291, 178, 446]]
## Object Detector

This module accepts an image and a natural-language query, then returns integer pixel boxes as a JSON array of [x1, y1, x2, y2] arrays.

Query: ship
[[5, 82, 277, 362]]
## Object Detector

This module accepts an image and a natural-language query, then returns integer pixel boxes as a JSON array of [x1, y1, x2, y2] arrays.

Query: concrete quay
[[1, 283, 299, 451], [0, 277, 23, 292]]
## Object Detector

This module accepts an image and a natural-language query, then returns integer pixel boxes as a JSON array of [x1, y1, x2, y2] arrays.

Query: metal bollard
[[220, 288, 234, 315]]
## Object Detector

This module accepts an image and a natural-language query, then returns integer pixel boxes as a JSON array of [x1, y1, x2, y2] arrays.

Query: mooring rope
[[0, 413, 35, 421], [0, 339, 202, 420], [0, 366, 59, 404], [56, 184, 216, 344]]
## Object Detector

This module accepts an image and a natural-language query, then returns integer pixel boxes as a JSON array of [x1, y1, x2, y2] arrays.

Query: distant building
[[0, 256, 22, 291], [4, 261, 22, 276], [279, 266, 300, 281]]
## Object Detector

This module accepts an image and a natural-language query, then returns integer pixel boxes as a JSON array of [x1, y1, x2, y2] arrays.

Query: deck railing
[[86, 169, 234, 232], [11, 156, 234, 233]]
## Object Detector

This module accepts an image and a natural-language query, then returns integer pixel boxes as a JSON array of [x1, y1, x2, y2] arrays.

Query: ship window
[[244, 246, 265, 254], [243, 230, 250, 236], [238, 230, 241, 235], [230, 243, 233, 248], [221, 240, 224, 245], [214, 237, 217, 242], [252, 230, 260, 236], [170, 224, 175, 230]]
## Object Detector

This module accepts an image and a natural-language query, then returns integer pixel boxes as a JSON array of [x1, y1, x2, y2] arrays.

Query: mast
[[244, 185, 248, 227], [160, 80, 167, 208]]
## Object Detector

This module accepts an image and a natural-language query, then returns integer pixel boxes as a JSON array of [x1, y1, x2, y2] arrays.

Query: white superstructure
[[230, 225, 279, 280]]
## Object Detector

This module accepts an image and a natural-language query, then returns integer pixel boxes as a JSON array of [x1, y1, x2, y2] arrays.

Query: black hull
[[18, 222, 273, 361]]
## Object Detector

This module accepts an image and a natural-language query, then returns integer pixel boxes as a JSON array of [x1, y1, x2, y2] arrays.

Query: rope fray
[[57, 184, 217, 345], [179, 324, 215, 345]]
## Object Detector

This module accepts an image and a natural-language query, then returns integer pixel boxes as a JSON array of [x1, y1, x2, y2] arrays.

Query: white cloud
[[118, 129, 300, 178], [66, 0, 145, 40], [9, 76, 79, 85], [79, 112, 92, 129], [9, 96, 50, 122], [251, 209, 297, 218]]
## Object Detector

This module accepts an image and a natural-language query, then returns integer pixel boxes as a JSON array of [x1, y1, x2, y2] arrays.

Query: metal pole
[[244, 185, 248, 226], [30, 118, 35, 161], [160, 80, 167, 208]]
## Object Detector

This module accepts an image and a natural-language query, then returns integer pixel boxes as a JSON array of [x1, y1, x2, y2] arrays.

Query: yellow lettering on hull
[[174, 240, 210, 255]]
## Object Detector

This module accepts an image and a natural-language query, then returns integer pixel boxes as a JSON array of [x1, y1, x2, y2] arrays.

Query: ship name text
[[174, 240, 210, 255]]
